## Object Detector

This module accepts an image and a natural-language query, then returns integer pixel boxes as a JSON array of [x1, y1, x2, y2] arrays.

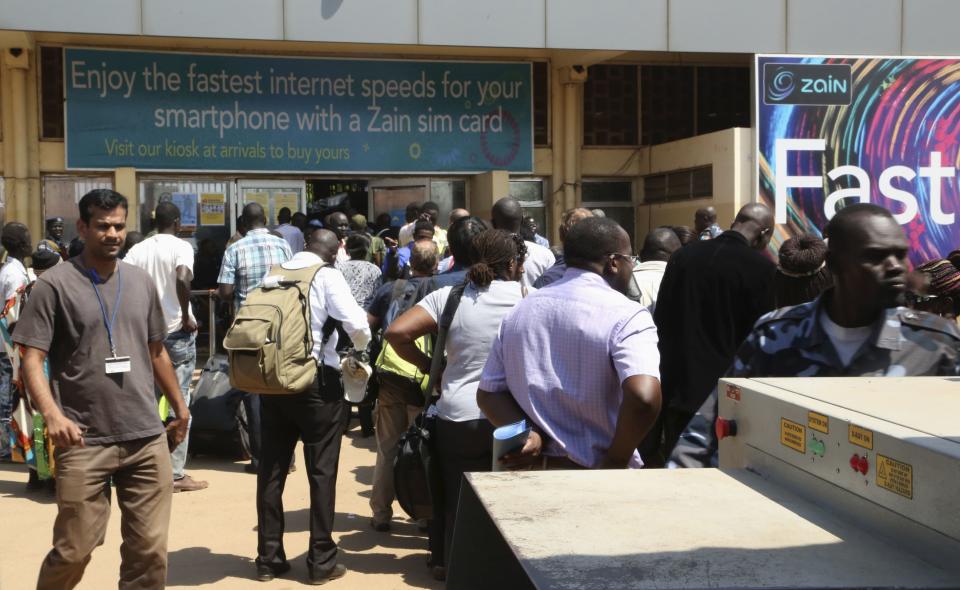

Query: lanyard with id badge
[[89, 265, 130, 374]]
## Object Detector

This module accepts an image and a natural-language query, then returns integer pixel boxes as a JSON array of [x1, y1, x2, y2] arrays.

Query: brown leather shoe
[[173, 474, 209, 493]]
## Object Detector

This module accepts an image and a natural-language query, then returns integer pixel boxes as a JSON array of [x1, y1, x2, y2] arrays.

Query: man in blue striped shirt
[[218, 202, 292, 473]]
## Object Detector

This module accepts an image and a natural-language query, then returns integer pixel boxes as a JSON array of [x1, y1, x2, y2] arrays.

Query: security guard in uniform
[[37, 216, 68, 260], [670, 203, 960, 467], [730, 203, 959, 377]]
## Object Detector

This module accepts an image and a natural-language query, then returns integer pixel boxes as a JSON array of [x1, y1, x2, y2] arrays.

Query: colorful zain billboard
[[757, 55, 960, 264]]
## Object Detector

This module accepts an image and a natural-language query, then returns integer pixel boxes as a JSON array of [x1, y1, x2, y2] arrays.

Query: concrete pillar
[[470, 171, 510, 222], [4, 49, 29, 227], [549, 65, 565, 244], [558, 66, 587, 215], [114, 167, 139, 230]]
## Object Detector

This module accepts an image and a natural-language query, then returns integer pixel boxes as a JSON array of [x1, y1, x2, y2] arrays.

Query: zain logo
[[762, 62, 852, 106], [768, 68, 795, 102]]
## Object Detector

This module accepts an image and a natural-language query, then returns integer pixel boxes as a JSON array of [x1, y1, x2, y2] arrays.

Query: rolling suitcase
[[188, 353, 251, 459]]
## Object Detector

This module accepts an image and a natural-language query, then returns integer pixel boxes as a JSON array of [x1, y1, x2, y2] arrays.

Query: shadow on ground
[[166, 547, 253, 586], [0, 463, 56, 504]]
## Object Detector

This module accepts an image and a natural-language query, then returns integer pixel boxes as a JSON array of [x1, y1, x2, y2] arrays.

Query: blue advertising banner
[[757, 54, 960, 264], [65, 48, 533, 173]]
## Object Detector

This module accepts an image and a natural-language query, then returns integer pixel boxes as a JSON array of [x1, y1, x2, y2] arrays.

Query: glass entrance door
[[367, 177, 466, 227], [235, 179, 306, 232]]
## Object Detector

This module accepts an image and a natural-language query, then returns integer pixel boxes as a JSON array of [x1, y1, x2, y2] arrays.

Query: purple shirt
[[479, 268, 660, 468]]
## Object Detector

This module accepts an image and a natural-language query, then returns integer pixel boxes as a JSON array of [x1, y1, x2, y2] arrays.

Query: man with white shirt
[[254, 227, 370, 585], [274, 207, 304, 254], [629, 227, 681, 314], [491, 197, 554, 289], [125, 202, 208, 493], [0, 222, 31, 461]]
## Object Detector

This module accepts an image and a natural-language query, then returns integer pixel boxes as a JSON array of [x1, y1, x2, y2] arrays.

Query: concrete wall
[[637, 129, 753, 240], [5, 0, 960, 55]]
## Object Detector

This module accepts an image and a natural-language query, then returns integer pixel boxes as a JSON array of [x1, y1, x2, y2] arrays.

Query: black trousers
[[638, 408, 694, 468], [242, 392, 262, 463], [256, 366, 344, 577], [430, 418, 494, 568]]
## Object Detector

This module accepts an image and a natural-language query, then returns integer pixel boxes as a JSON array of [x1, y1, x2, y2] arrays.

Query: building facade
[[1, 0, 957, 250]]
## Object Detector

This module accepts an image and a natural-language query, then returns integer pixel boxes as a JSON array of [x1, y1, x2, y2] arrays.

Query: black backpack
[[393, 281, 466, 521]]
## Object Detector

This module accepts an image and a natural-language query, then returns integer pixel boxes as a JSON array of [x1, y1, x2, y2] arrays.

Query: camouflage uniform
[[669, 292, 960, 468], [730, 296, 960, 378]]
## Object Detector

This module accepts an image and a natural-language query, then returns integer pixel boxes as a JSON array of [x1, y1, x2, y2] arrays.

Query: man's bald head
[[491, 197, 524, 232], [242, 202, 267, 229], [694, 206, 717, 234], [410, 239, 439, 276], [731, 203, 774, 250], [449, 208, 470, 226], [305, 228, 341, 264], [640, 227, 682, 262]]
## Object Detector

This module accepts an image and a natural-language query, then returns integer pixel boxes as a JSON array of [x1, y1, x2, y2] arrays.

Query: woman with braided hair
[[773, 234, 833, 308], [912, 259, 960, 320], [384, 229, 529, 580]]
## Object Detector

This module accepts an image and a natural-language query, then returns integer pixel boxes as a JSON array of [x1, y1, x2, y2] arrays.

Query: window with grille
[[697, 67, 750, 135], [584, 65, 639, 146], [643, 166, 713, 203], [533, 62, 549, 146], [640, 65, 749, 146], [641, 66, 694, 146], [510, 179, 549, 240], [581, 180, 635, 245], [40, 46, 65, 140]]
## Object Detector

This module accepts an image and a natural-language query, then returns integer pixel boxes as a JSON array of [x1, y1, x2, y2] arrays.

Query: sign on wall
[[757, 55, 960, 263], [65, 48, 533, 173]]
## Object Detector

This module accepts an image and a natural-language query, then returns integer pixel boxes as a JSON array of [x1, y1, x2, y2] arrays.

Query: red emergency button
[[858, 455, 869, 475], [715, 417, 738, 439]]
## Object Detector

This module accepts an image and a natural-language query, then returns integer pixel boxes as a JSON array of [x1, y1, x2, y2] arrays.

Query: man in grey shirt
[[15, 189, 189, 590]]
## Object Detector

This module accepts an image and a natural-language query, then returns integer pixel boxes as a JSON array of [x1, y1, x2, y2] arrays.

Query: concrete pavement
[[0, 424, 443, 589]]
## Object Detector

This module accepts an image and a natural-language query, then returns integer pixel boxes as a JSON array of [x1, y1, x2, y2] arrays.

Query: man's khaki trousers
[[37, 434, 173, 590], [370, 381, 419, 525]]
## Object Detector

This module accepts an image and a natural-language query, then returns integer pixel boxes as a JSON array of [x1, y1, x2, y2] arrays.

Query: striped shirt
[[217, 228, 292, 307]]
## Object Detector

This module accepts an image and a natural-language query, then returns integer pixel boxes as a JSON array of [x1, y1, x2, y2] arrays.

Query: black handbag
[[392, 281, 466, 520]]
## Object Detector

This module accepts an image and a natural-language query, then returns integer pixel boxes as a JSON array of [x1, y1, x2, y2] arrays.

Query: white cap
[[341, 355, 372, 403]]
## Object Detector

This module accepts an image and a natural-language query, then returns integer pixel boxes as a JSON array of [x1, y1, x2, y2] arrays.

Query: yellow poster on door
[[200, 193, 226, 226], [274, 192, 299, 217], [245, 192, 270, 209]]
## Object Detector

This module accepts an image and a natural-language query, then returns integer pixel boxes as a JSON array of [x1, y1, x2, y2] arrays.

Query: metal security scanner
[[447, 377, 960, 589]]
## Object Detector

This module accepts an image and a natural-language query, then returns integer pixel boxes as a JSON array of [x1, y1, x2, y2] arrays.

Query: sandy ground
[[0, 421, 444, 590]]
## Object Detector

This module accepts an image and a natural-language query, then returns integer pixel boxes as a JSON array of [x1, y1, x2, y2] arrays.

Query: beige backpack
[[224, 263, 326, 394]]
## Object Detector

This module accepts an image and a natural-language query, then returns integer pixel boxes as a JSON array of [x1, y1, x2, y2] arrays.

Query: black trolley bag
[[393, 281, 466, 520], [188, 353, 251, 460]]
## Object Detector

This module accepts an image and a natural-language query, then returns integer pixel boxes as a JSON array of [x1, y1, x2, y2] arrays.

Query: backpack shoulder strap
[[424, 280, 468, 407], [268, 262, 327, 352]]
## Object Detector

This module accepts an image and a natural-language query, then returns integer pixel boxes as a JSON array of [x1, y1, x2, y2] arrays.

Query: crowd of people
[[0, 189, 958, 588]]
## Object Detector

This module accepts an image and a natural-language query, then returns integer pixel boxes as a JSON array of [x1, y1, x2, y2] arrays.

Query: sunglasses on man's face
[[609, 253, 640, 266]]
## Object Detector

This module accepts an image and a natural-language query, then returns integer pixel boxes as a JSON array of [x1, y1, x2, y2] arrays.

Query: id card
[[105, 356, 131, 374]]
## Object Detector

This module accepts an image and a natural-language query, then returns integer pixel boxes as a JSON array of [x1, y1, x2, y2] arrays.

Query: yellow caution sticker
[[876, 455, 913, 500], [808, 411, 829, 434], [848, 424, 874, 450], [780, 418, 806, 453]]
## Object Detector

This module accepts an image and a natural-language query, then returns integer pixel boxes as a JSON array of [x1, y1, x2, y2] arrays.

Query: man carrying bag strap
[[247, 228, 370, 585]]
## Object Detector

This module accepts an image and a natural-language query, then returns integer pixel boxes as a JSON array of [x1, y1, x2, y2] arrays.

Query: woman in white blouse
[[385, 229, 528, 580]]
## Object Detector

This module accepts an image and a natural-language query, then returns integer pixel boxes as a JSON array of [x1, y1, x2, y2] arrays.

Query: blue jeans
[[163, 330, 196, 479], [0, 352, 12, 459]]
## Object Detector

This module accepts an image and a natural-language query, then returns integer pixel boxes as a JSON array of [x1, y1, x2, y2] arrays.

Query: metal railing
[[190, 289, 219, 362]]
